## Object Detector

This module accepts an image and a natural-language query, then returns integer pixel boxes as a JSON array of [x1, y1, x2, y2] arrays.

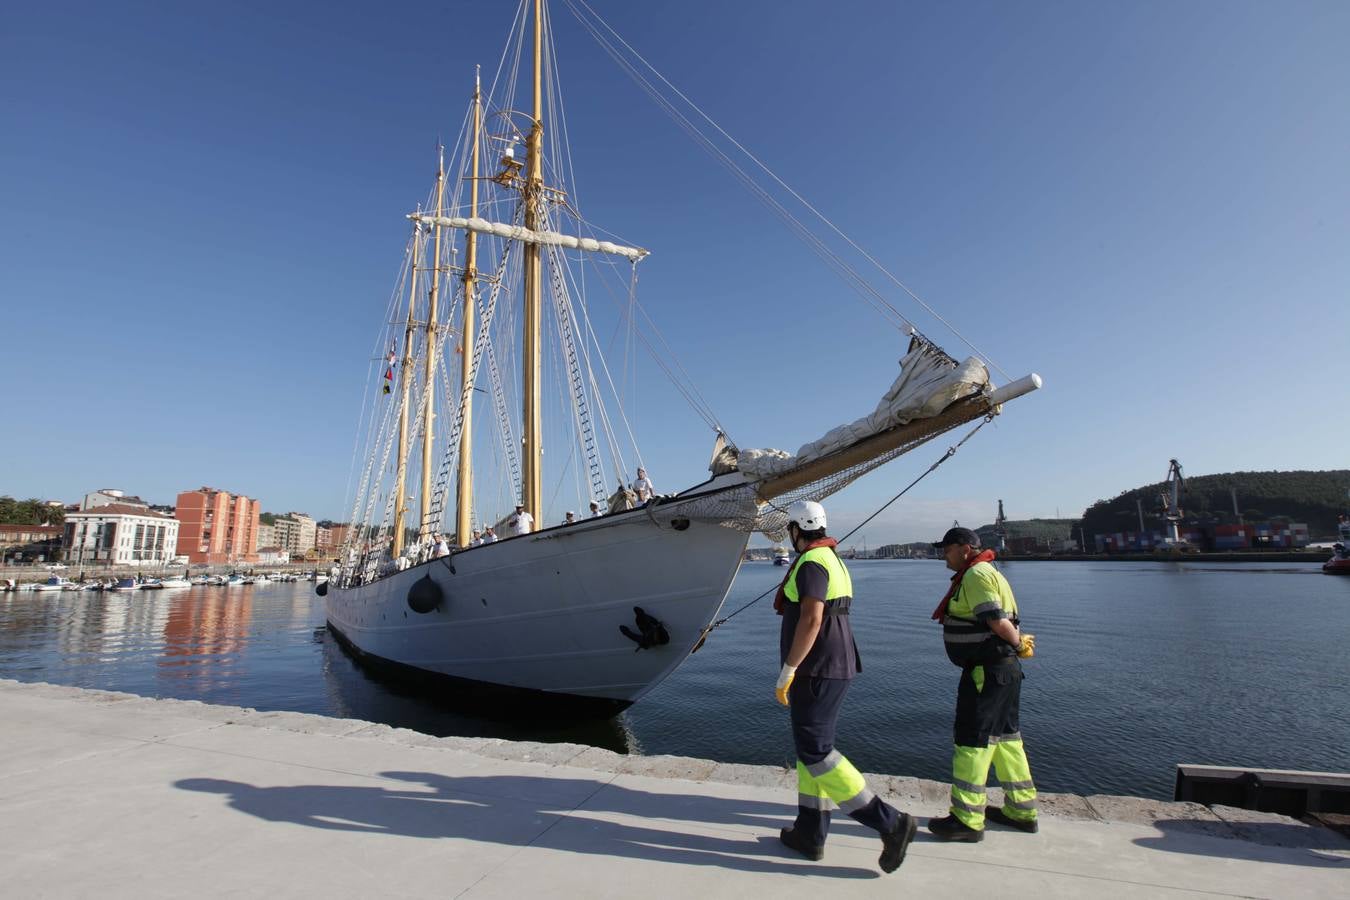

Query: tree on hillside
[[0, 496, 64, 526]]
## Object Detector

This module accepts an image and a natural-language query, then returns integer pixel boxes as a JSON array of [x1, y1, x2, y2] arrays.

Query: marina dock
[[2, 680, 1346, 898]]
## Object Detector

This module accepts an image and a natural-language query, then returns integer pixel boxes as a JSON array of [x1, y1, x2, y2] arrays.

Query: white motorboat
[[159, 577, 192, 589], [33, 577, 70, 592]]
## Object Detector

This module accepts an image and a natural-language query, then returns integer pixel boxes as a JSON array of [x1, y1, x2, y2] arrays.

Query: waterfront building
[[256, 522, 276, 549], [1, 524, 63, 565], [175, 488, 260, 565], [273, 513, 316, 557], [315, 524, 350, 553], [81, 489, 149, 512], [256, 546, 290, 566], [63, 506, 180, 566]]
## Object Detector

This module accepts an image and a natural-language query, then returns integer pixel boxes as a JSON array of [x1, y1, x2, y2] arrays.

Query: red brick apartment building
[[175, 488, 260, 565], [315, 524, 351, 554]]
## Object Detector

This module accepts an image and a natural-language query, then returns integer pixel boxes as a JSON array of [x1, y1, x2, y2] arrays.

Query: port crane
[[1159, 458, 1185, 545], [994, 500, 1008, 552]]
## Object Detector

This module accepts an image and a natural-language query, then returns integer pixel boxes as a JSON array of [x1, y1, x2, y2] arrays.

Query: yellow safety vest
[[783, 546, 852, 605]]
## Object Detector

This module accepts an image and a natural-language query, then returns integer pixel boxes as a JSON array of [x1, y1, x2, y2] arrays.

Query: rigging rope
[[563, 0, 1012, 382], [694, 414, 994, 643]]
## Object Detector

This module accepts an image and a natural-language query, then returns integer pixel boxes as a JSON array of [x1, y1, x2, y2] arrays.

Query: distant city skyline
[[4, 1, 1346, 544]]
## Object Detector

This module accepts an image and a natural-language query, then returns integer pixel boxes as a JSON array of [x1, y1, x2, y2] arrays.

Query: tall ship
[[325, 0, 1041, 714]]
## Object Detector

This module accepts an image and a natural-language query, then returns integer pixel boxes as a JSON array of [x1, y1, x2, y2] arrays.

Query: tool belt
[[824, 597, 852, 617]]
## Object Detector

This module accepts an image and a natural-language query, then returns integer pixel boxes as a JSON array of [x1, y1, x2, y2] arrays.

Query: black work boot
[[779, 827, 824, 861], [878, 812, 918, 873], [986, 806, 1039, 833], [928, 813, 984, 842]]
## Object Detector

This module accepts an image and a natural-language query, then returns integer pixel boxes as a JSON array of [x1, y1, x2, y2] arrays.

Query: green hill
[[974, 518, 1076, 545], [1080, 469, 1350, 540]]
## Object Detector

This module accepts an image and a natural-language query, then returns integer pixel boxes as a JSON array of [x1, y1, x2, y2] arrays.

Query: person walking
[[927, 527, 1038, 841], [774, 499, 917, 872]]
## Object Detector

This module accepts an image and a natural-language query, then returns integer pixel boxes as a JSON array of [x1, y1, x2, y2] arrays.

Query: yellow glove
[[774, 663, 797, 706], [1017, 633, 1036, 659]]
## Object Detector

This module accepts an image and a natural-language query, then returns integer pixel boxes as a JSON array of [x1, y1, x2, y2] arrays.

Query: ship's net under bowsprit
[[676, 336, 1002, 540]]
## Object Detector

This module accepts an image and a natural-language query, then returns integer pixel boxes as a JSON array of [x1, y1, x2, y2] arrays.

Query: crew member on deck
[[632, 467, 655, 503], [773, 499, 917, 873], [563, 511, 576, 526], [589, 501, 602, 518], [482, 527, 498, 543], [507, 503, 534, 536], [927, 527, 1039, 842]]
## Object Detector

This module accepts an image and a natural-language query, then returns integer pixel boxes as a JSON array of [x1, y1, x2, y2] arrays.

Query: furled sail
[[408, 214, 649, 261], [737, 340, 990, 480]]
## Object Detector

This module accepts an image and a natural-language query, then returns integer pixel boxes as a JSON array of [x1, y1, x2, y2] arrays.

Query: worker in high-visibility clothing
[[928, 526, 1039, 841], [774, 499, 918, 872]]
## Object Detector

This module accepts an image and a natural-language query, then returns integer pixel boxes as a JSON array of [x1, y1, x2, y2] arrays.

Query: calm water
[[3, 561, 1348, 799]]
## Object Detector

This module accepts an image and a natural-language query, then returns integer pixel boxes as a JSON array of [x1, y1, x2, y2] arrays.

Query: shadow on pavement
[[175, 771, 886, 878], [1133, 818, 1350, 868]]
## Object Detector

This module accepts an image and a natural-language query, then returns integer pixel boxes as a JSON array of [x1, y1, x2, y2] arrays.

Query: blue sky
[[3, 1, 1347, 544]]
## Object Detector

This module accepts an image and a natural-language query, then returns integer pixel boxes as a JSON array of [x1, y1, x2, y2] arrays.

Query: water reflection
[[162, 592, 252, 667], [0, 585, 632, 755], [6, 564, 1349, 798], [315, 625, 634, 754]]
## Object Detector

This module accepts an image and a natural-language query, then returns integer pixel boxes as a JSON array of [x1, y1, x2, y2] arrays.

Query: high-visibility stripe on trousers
[[950, 738, 1038, 829], [789, 675, 901, 846], [949, 660, 1037, 830], [798, 751, 876, 814]]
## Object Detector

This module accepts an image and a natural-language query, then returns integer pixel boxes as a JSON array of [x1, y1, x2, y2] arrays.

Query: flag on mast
[[383, 347, 396, 394]]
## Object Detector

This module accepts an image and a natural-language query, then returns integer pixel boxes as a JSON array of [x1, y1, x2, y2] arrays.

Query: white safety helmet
[[786, 499, 827, 532]]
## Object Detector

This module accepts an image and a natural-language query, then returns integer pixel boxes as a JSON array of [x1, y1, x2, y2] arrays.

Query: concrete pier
[[2, 680, 1346, 898]]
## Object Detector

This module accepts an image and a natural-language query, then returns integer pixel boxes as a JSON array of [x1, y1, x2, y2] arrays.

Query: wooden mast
[[391, 212, 422, 557], [456, 70, 482, 547], [420, 150, 446, 540], [520, 0, 544, 528]]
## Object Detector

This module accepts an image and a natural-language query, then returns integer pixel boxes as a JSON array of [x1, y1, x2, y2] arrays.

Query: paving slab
[[2, 679, 1348, 899]]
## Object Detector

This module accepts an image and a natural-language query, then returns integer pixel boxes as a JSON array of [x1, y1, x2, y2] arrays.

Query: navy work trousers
[[789, 675, 900, 846]]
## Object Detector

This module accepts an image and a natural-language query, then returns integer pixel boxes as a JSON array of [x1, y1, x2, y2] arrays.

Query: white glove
[[774, 663, 797, 706]]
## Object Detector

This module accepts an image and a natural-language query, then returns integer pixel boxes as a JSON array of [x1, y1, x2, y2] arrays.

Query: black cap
[[932, 526, 980, 549]]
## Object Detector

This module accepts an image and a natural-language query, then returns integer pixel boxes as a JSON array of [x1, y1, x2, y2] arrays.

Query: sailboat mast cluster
[[521, 0, 546, 527], [327, 0, 1040, 711]]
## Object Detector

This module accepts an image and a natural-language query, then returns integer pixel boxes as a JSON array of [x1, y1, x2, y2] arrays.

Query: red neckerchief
[[773, 538, 839, 615], [931, 549, 997, 621]]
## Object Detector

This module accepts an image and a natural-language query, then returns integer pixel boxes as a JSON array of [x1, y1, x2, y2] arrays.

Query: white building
[[64, 505, 180, 566], [81, 488, 149, 512], [256, 522, 276, 549], [273, 513, 316, 556], [256, 546, 290, 566]]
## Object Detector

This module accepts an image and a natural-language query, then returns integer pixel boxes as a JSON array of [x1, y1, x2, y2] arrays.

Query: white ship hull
[[325, 480, 751, 710]]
